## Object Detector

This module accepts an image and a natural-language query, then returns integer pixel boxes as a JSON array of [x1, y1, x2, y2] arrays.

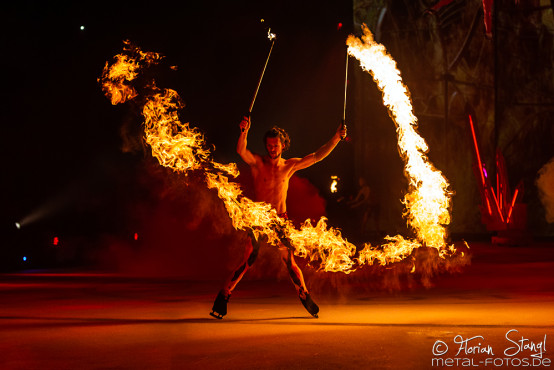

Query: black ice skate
[[299, 291, 319, 318], [210, 290, 230, 319]]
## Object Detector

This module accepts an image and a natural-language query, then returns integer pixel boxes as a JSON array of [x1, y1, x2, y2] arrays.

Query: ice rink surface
[[1, 242, 553, 369]]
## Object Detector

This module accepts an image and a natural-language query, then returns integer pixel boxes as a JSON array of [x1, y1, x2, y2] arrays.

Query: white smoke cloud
[[537, 157, 554, 223]]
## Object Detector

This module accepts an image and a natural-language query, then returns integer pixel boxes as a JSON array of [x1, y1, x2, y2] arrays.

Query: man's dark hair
[[263, 126, 290, 151]]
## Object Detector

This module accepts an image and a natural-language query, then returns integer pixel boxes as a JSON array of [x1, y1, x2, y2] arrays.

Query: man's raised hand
[[337, 123, 347, 140], [240, 116, 251, 133]]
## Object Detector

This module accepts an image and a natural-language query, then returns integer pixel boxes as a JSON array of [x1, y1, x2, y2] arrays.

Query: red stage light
[[337, 22, 343, 30], [53, 237, 59, 246], [506, 188, 519, 224], [134, 233, 139, 241]]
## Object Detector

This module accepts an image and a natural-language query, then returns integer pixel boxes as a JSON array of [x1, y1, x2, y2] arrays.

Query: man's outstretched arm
[[236, 116, 258, 166], [292, 124, 347, 172]]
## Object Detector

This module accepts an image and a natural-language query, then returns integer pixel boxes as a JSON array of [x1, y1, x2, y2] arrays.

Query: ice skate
[[210, 290, 230, 319], [299, 291, 319, 318]]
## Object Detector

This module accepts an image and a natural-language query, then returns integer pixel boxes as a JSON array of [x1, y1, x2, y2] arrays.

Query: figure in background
[[348, 177, 381, 238]]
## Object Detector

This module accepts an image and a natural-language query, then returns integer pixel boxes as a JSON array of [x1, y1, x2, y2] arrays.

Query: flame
[[347, 25, 455, 258], [142, 88, 211, 172], [330, 176, 339, 193], [100, 32, 456, 275], [98, 40, 162, 105]]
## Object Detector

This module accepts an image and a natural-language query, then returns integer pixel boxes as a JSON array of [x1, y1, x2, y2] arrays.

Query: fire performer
[[210, 116, 347, 319]]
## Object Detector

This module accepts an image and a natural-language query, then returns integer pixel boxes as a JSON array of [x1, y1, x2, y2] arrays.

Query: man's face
[[265, 137, 283, 159]]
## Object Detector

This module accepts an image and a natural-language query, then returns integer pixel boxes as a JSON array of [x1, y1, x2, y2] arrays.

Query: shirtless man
[[210, 116, 347, 319]]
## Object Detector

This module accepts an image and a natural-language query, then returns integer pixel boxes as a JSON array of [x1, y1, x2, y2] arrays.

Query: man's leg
[[279, 247, 308, 294], [210, 233, 261, 319], [279, 247, 319, 318], [223, 234, 261, 294]]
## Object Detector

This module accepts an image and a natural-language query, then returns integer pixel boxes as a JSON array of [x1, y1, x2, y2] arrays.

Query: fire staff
[[210, 116, 347, 319]]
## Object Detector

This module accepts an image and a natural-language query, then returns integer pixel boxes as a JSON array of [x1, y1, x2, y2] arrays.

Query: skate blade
[[209, 311, 224, 320]]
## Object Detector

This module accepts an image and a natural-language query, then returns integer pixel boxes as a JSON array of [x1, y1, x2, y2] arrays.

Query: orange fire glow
[[347, 25, 456, 259], [330, 176, 339, 193], [101, 32, 457, 275], [98, 40, 162, 105]]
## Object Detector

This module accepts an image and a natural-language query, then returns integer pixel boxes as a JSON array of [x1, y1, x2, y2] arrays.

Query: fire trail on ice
[[100, 33, 456, 275]]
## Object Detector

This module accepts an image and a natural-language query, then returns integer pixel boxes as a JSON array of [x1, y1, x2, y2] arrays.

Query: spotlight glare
[[23, 256, 27, 262], [80, 25, 85, 31], [15, 222, 21, 230]]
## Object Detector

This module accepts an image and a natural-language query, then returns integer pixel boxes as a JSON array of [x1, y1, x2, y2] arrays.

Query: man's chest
[[254, 163, 292, 186]]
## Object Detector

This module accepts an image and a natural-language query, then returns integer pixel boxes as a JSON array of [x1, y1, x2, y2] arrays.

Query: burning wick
[[267, 28, 276, 41], [330, 176, 340, 193]]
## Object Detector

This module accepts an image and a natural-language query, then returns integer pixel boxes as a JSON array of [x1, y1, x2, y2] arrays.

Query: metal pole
[[248, 29, 276, 115], [343, 49, 349, 123], [341, 48, 349, 141]]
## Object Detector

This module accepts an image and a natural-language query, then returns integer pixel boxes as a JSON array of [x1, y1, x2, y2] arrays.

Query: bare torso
[[250, 155, 297, 214], [236, 117, 345, 215]]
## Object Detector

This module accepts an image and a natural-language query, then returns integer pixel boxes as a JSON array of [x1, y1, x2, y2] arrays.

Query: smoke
[[287, 176, 327, 225], [537, 157, 554, 223], [94, 151, 468, 292], [98, 39, 466, 288], [95, 162, 237, 278], [95, 41, 334, 280], [95, 157, 330, 281], [304, 243, 471, 298]]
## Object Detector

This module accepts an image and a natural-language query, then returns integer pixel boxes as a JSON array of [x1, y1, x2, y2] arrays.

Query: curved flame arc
[[100, 29, 457, 274]]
